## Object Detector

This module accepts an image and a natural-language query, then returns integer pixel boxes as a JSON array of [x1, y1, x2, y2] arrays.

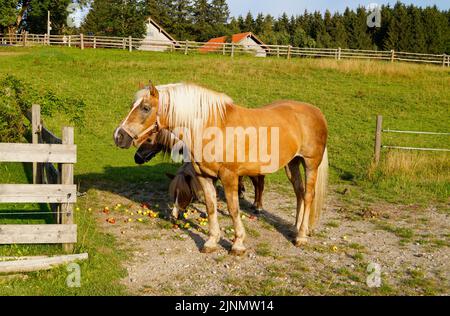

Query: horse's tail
[[309, 147, 328, 230]]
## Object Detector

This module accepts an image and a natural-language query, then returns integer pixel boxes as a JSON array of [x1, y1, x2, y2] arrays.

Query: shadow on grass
[[77, 162, 298, 248]]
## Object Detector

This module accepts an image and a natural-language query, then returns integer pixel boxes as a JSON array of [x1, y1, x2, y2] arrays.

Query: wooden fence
[[373, 115, 450, 165], [1, 32, 449, 67], [0, 105, 77, 252]]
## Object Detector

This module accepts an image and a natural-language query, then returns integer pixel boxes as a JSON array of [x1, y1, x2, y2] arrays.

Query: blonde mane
[[156, 83, 233, 135]]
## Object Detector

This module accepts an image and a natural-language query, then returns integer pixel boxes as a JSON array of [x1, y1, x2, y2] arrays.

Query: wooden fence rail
[[1, 33, 449, 66], [373, 115, 450, 166], [0, 104, 77, 251]]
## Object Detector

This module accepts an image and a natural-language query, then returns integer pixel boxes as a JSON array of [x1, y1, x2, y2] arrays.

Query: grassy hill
[[0, 46, 448, 295]]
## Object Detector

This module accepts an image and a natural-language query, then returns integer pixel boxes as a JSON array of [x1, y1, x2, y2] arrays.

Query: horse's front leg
[[197, 176, 220, 253], [220, 170, 246, 256]]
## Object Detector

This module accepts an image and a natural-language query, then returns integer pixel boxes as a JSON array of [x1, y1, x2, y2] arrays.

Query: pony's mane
[[156, 83, 233, 135]]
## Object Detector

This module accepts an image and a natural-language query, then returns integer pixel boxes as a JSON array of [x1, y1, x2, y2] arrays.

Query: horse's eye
[[142, 106, 151, 113]]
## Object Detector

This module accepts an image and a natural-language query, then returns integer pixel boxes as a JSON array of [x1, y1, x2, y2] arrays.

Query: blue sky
[[227, 0, 449, 17]]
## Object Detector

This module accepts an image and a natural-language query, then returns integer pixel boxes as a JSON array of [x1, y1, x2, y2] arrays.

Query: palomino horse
[[134, 132, 265, 217], [114, 82, 328, 255]]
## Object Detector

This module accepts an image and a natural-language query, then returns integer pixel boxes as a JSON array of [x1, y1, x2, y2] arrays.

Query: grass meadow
[[0, 46, 448, 295]]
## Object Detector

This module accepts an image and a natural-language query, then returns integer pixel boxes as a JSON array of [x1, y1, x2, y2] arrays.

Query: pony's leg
[[285, 158, 305, 236], [250, 176, 265, 213], [249, 176, 260, 210], [238, 176, 245, 199], [295, 160, 319, 247], [221, 170, 246, 256], [197, 176, 220, 253], [256, 175, 265, 212]]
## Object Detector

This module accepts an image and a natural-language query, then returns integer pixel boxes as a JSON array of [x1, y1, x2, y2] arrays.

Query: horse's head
[[167, 164, 203, 219], [134, 136, 164, 165], [114, 82, 160, 149]]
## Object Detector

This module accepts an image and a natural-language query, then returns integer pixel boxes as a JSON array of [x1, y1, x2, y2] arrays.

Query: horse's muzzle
[[134, 150, 157, 165], [114, 127, 133, 149]]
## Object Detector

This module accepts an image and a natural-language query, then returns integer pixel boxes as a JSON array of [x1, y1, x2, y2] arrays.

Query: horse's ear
[[148, 81, 158, 96], [166, 173, 175, 180], [138, 82, 145, 89]]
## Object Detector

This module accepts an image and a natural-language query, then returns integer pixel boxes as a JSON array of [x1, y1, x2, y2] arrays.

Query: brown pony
[[134, 130, 265, 217], [114, 82, 328, 255]]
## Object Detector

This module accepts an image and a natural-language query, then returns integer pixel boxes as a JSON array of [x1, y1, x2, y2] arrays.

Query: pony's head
[[114, 82, 160, 149], [134, 138, 164, 165], [134, 129, 182, 165], [168, 163, 203, 218]]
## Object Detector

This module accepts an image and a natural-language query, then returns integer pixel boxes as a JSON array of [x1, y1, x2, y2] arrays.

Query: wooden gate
[[0, 105, 77, 252]]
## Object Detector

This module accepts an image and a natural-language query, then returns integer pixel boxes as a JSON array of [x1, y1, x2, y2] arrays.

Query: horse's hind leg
[[295, 159, 319, 247], [197, 176, 220, 253], [221, 170, 246, 256], [285, 157, 305, 238]]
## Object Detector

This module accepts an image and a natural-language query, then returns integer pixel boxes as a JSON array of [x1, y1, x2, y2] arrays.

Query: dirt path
[[91, 182, 449, 295]]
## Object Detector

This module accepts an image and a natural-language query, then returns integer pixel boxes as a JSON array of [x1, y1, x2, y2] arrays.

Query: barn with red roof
[[200, 32, 268, 57]]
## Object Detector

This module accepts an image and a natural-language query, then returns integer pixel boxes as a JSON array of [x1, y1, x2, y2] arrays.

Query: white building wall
[[238, 37, 267, 57], [139, 21, 174, 52]]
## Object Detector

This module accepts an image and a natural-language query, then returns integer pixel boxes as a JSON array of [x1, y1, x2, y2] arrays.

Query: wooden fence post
[[374, 115, 383, 166], [184, 40, 189, 55], [442, 54, 446, 67], [222, 43, 226, 55], [23, 32, 28, 46], [32, 105, 43, 185], [390, 49, 395, 62], [277, 46, 280, 58], [231, 43, 235, 58], [128, 36, 132, 52], [80, 33, 84, 50], [338, 47, 342, 60], [93, 36, 96, 49], [287, 45, 292, 60], [68, 35, 71, 47], [61, 127, 74, 253]]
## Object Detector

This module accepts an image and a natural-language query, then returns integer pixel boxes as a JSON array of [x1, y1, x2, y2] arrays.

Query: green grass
[[0, 46, 449, 295], [1, 46, 448, 202]]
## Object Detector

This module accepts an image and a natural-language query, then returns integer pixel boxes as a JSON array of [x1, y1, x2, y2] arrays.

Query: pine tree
[[210, 0, 229, 25], [227, 17, 240, 34], [171, 0, 193, 40], [192, 0, 212, 41], [237, 15, 245, 31], [408, 5, 426, 53], [243, 12, 255, 32], [312, 11, 331, 47], [330, 12, 348, 48], [258, 14, 277, 44], [82, 0, 146, 37], [254, 13, 264, 35], [422, 5, 447, 54], [210, 0, 229, 37], [145, 0, 167, 25]]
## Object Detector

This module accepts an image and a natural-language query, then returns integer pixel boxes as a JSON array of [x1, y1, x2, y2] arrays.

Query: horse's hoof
[[230, 247, 247, 256], [294, 237, 308, 247], [201, 246, 218, 254]]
